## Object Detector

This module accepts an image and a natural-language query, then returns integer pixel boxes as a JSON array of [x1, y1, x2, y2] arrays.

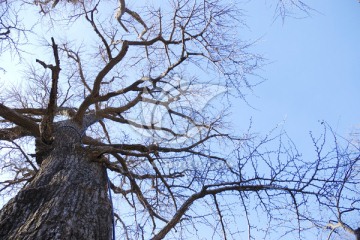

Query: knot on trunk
[[34, 138, 54, 165], [53, 125, 83, 147]]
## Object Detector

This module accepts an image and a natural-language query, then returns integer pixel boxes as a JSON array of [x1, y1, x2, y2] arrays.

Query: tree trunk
[[355, 228, 360, 240], [0, 124, 112, 239]]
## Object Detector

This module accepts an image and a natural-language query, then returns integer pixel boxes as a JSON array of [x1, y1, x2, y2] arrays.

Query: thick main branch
[[0, 104, 39, 137]]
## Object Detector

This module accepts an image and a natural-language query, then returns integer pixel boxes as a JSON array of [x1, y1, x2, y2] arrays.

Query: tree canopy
[[0, 0, 359, 239]]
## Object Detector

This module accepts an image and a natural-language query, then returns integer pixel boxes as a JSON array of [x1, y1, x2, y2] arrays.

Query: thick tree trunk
[[0, 125, 112, 239]]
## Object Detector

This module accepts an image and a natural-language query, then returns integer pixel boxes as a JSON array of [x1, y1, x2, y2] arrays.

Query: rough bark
[[0, 122, 112, 240]]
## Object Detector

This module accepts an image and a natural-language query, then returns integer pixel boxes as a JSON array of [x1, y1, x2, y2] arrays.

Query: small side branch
[[213, 194, 227, 240], [115, 0, 148, 39]]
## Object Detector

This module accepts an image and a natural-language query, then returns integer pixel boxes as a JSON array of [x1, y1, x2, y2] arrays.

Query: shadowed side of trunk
[[0, 126, 112, 240]]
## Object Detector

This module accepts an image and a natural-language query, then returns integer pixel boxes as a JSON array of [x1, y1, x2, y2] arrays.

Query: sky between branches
[[1, 0, 359, 144], [0, 0, 359, 239], [235, 0, 360, 148]]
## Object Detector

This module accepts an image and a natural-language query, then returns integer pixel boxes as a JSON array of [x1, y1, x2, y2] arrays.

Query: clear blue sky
[[233, 0, 360, 151]]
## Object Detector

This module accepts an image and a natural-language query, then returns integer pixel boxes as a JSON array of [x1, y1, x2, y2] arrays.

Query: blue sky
[[2, 0, 358, 144], [232, 0, 360, 150], [0, 1, 359, 239]]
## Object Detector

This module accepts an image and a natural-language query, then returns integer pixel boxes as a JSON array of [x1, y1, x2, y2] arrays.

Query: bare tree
[[0, 0, 29, 70], [321, 126, 360, 240], [0, 1, 358, 239]]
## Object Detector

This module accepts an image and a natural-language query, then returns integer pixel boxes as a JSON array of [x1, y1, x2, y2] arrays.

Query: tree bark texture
[[0, 124, 112, 240]]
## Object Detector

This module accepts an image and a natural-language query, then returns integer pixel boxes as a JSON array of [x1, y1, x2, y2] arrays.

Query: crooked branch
[[36, 37, 61, 144]]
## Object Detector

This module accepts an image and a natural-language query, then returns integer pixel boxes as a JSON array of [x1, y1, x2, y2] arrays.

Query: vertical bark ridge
[[0, 126, 112, 240]]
